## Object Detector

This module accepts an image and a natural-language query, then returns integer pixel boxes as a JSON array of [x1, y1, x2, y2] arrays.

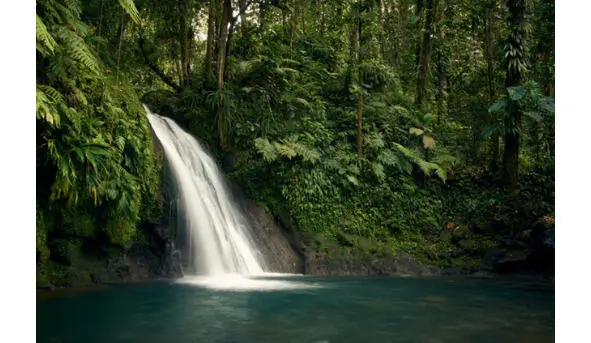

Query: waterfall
[[145, 106, 265, 276]]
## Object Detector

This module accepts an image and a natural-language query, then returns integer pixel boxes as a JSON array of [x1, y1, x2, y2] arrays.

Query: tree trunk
[[435, 48, 446, 125], [344, 21, 358, 92], [239, 0, 248, 36], [356, 0, 364, 157], [415, 0, 435, 108], [204, 0, 216, 83], [414, 0, 424, 72], [96, 0, 103, 51], [434, 0, 447, 125], [502, 0, 525, 189], [116, 7, 126, 86], [178, 0, 189, 87], [357, 73, 364, 157], [484, 4, 499, 173], [378, 0, 385, 61], [290, 0, 297, 58], [138, 35, 182, 92], [217, 0, 232, 91]]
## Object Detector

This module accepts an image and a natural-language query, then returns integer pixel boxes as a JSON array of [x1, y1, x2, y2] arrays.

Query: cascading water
[[145, 106, 265, 277]]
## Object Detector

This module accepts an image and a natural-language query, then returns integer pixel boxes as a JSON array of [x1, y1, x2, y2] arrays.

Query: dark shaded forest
[[36, 0, 554, 286]]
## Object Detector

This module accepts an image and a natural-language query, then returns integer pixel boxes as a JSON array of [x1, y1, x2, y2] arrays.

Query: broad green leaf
[[481, 123, 502, 139], [507, 87, 526, 101], [488, 99, 507, 113], [539, 97, 555, 114], [346, 175, 359, 186]]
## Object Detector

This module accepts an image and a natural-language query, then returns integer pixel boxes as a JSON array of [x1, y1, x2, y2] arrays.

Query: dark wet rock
[[304, 250, 441, 277], [39, 284, 57, 292], [441, 267, 463, 276], [484, 248, 506, 267], [472, 271, 494, 278], [222, 154, 236, 171], [240, 200, 304, 274], [457, 239, 476, 251], [499, 238, 528, 250], [497, 250, 528, 264]]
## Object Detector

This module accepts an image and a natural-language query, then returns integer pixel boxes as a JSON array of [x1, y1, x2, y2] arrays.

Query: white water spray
[[145, 106, 265, 276]]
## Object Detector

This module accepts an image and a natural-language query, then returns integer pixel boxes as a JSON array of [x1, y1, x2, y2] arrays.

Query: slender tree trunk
[[96, 0, 103, 51], [175, 41, 183, 85], [415, 0, 435, 108], [435, 48, 446, 125], [290, 0, 297, 59], [239, 0, 248, 36], [116, 7, 125, 86], [187, 28, 193, 78], [356, 0, 364, 157], [357, 73, 364, 157], [414, 0, 424, 72], [344, 22, 358, 92], [502, 0, 526, 189], [395, 0, 404, 67], [485, 3, 499, 173], [204, 0, 216, 83], [302, 4, 307, 33], [217, 0, 232, 91], [336, 0, 343, 35], [434, 0, 446, 125], [378, 0, 386, 61], [178, 0, 190, 87]]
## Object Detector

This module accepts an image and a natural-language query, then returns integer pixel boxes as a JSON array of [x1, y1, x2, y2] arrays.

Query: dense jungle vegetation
[[36, 0, 554, 285]]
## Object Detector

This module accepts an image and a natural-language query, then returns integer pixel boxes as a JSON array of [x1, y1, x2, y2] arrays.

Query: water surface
[[37, 276, 554, 343]]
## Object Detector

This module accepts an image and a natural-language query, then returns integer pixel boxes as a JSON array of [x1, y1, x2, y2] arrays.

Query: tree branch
[[138, 35, 182, 93], [232, 0, 255, 24]]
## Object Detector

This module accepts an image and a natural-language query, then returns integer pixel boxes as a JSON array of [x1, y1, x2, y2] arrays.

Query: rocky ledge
[[304, 250, 441, 277]]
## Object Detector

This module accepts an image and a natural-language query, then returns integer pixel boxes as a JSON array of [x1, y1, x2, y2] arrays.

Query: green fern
[[254, 138, 279, 162], [36, 14, 57, 55], [56, 26, 101, 74], [36, 85, 63, 127], [392, 143, 447, 182], [118, 0, 141, 25]]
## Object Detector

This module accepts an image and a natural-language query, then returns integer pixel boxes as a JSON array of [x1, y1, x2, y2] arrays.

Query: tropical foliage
[[36, 0, 162, 283], [36, 0, 554, 282]]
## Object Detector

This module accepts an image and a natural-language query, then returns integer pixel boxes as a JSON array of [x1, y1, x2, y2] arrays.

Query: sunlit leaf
[[423, 135, 436, 149]]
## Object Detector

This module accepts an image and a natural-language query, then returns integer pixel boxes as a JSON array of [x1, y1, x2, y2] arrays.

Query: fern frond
[[372, 163, 385, 180], [254, 138, 279, 162], [118, 0, 141, 25], [291, 142, 320, 163], [57, 26, 100, 74], [392, 143, 447, 182], [274, 141, 297, 159], [36, 14, 57, 55], [36, 85, 63, 127]]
